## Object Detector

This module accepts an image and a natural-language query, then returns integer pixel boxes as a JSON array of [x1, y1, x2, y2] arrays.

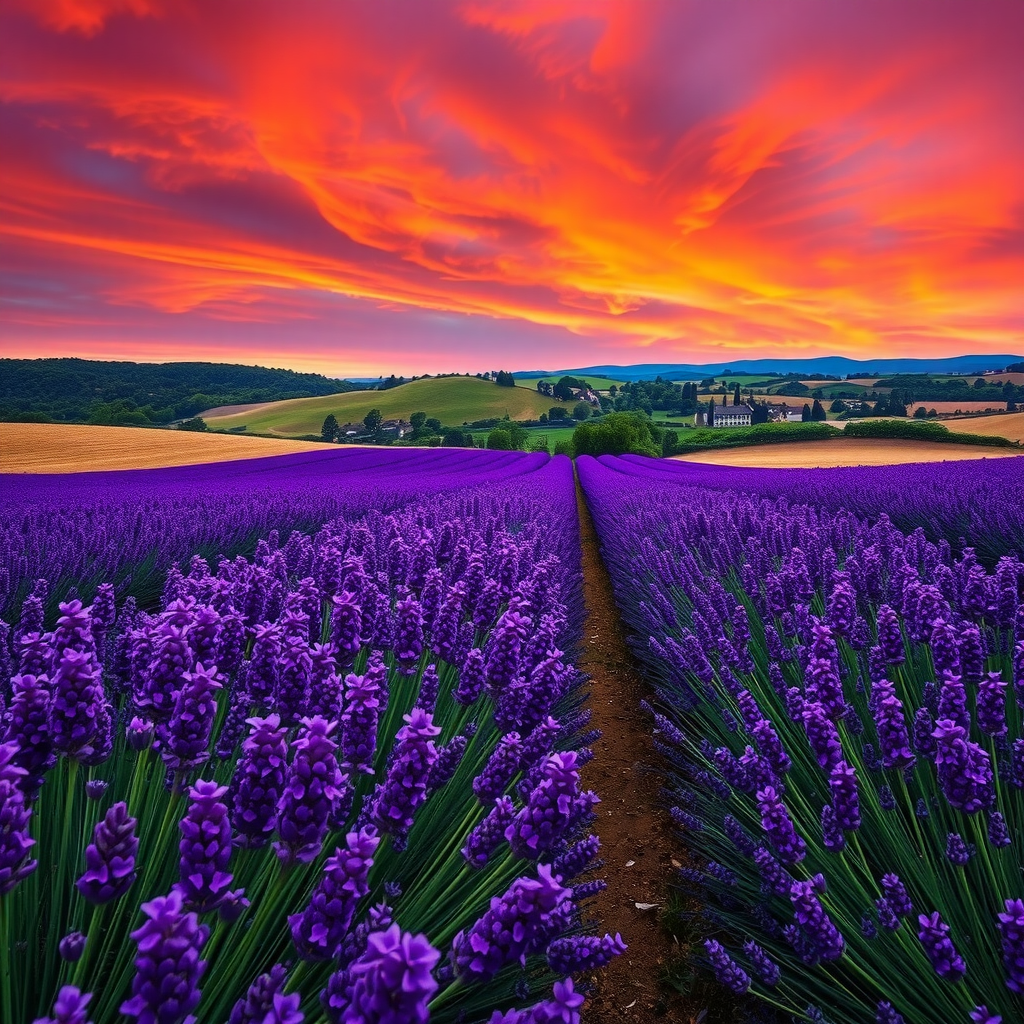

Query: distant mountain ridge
[[514, 354, 1023, 381]]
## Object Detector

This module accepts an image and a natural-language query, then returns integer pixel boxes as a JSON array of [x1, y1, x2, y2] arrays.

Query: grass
[[517, 374, 627, 390], [947, 410, 1024, 443], [0, 423, 333, 473], [203, 377, 559, 435]]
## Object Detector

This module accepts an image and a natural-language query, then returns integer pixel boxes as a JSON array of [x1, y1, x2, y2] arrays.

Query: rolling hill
[[202, 376, 558, 435]]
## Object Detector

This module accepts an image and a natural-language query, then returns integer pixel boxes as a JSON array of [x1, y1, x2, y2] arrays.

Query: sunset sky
[[3, 0, 1023, 377]]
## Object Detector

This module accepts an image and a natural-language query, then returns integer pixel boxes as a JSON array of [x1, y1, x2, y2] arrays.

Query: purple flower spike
[[876, 1001, 905, 1024], [880, 874, 913, 918], [289, 827, 379, 961], [871, 679, 914, 769], [548, 932, 626, 974], [971, 1007, 1003, 1024], [59, 931, 87, 962], [757, 785, 806, 864], [997, 898, 1024, 993], [371, 709, 440, 847], [339, 924, 439, 1024], [393, 594, 424, 676], [76, 801, 138, 904], [2, 673, 55, 798], [917, 910, 966, 980], [933, 719, 995, 815], [473, 732, 523, 804], [340, 672, 380, 775], [50, 647, 105, 760], [507, 750, 584, 859], [232, 714, 289, 849], [32, 986, 94, 1024], [829, 760, 861, 831], [276, 716, 346, 865], [452, 864, 573, 983], [790, 879, 845, 960], [127, 717, 155, 752], [0, 741, 37, 892], [163, 663, 223, 772], [743, 939, 781, 986], [704, 938, 751, 994], [462, 796, 516, 869], [121, 888, 209, 1024], [229, 964, 289, 1024], [175, 779, 235, 913], [453, 647, 485, 705], [977, 672, 1008, 738]]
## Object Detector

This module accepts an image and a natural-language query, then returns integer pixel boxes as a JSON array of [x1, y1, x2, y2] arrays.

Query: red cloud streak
[[2, 0, 1023, 374]]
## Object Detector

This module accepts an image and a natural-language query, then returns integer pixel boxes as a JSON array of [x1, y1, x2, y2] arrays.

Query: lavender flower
[[58, 931, 87, 962], [917, 910, 966, 980], [340, 671, 380, 775], [933, 719, 995, 814], [120, 889, 209, 1024], [473, 731, 523, 804], [977, 672, 1008, 738], [2, 673, 55, 797], [371, 708, 440, 847], [880, 874, 913, 918], [175, 779, 236, 913], [507, 751, 583, 859], [228, 964, 289, 1024], [703, 938, 751, 994], [829, 760, 861, 831], [996, 898, 1024, 993], [989, 811, 1011, 849], [289, 827, 379, 960], [452, 864, 573, 982], [790, 879, 845, 960], [871, 678, 914, 769], [393, 594, 424, 676], [32, 986, 94, 1024], [50, 647, 105, 759], [276, 716, 346, 865], [547, 932, 626, 974], [743, 939, 781, 986], [232, 714, 289, 848], [76, 801, 138, 904], [163, 663, 223, 772], [462, 797, 516, 869], [757, 786, 806, 864]]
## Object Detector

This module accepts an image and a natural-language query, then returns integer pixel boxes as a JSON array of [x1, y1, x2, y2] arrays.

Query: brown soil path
[[575, 479, 693, 1022]]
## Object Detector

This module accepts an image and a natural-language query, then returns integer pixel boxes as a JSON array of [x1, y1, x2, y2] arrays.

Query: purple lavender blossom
[[228, 964, 290, 1024], [50, 648, 105, 760], [371, 708, 440, 847], [393, 594, 424, 676], [59, 932, 87, 962], [977, 672, 1008, 738], [933, 719, 995, 814], [452, 864, 573, 982], [453, 647, 486, 705], [289, 827, 379, 960], [876, 1001, 906, 1024], [175, 779, 236, 913], [340, 671, 380, 775], [880, 874, 913, 918], [415, 663, 440, 713], [232, 714, 289, 848], [917, 911, 966, 980], [703, 938, 751, 994], [461, 797, 516, 869], [473, 731, 523, 804], [829, 760, 861, 831], [971, 1007, 1003, 1024], [75, 801, 138, 904], [757, 786, 806, 864], [507, 751, 583, 859], [871, 678, 915, 769], [31, 986, 94, 1024], [163, 663, 223, 772], [120, 888, 209, 1024], [743, 939, 781, 986], [547, 932, 626, 974], [989, 812, 1011, 849], [790, 879, 845, 960], [801, 702, 842, 770], [997, 898, 1024, 993], [275, 716, 346, 865], [2, 673, 55, 797], [126, 716, 155, 752]]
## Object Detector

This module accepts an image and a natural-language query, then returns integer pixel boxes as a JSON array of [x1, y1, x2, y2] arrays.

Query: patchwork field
[[203, 375, 556, 434], [671, 437, 1021, 467], [946, 410, 1024, 443], [0, 422, 330, 473], [908, 400, 1007, 414]]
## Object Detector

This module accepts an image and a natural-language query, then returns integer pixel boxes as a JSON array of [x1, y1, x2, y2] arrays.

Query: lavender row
[[0, 453, 623, 1023], [578, 453, 1024, 1024], [0, 447, 553, 617]]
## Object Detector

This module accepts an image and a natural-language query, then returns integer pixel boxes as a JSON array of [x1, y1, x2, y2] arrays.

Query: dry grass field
[[908, 400, 1007, 414], [672, 438, 1021, 468], [945, 411, 1024, 444], [0, 423, 332, 473]]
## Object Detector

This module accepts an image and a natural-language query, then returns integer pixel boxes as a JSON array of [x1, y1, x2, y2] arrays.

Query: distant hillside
[[515, 354, 1023, 382], [0, 358, 362, 426], [203, 376, 555, 436]]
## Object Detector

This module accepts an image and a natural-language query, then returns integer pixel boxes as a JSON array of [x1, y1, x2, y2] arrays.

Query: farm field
[[907, 400, 1007, 414], [517, 374, 627, 390], [203, 376, 556, 434], [0, 422, 333, 473], [947, 410, 1024, 442], [671, 437, 1020, 467]]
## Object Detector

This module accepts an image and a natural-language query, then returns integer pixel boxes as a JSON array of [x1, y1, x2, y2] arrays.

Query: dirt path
[[575, 479, 692, 1022]]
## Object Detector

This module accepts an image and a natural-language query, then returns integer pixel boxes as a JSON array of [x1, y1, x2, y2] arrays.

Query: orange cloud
[[1, 0, 1022, 374]]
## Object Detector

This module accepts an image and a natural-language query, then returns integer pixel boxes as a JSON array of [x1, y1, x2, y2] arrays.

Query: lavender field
[[2, 448, 1024, 1023]]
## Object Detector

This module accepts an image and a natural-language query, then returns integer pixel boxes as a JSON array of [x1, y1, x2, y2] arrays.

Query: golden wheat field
[[945, 411, 1024, 443], [0, 423, 334, 473], [672, 438, 1022, 468]]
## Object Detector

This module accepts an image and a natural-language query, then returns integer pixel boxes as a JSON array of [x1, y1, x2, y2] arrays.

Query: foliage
[[0, 359, 359, 425], [572, 412, 662, 458], [670, 422, 840, 454], [177, 417, 209, 433], [494, 371, 517, 388], [486, 429, 512, 451], [363, 409, 383, 434], [844, 420, 1016, 448], [321, 414, 339, 442], [571, 403, 591, 422]]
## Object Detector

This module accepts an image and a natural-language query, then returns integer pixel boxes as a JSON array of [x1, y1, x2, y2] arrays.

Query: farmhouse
[[693, 403, 754, 428]]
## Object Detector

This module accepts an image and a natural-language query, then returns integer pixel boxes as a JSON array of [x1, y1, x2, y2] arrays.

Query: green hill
[[203, 376, 559, 435]]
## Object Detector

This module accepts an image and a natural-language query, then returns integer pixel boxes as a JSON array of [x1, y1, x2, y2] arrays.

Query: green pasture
[[203, 377, 558, 436], [518, 374, 628, 390]]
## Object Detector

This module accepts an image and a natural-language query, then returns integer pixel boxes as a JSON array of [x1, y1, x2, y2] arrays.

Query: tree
[[425, 417, 442, 434], [733, 384, 741, 406], [829, 399, 847, 414], [363, 408, 383, 433], [178, 416, 208, 432], [494, 371, 516, 387], [661, 430, 678, 457], [486, 428, 512, 450], [572, 402, 591, 421], [801, 404, 812, 422], [914, 406, 928, 419], [548, 407, 570, 421], [321, 413, 339, 442], [811, 399, 827, 422], [608, 385, 618, 397], [572, 411, 662, 458], [409, 411, 427, 432], [707, 397, 715, 426], [539, 412, 548, 423]]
